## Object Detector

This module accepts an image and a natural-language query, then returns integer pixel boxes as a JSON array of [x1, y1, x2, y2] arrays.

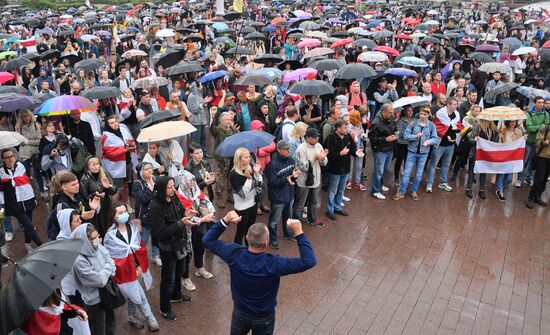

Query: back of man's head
[[246, 223, 269, 249]]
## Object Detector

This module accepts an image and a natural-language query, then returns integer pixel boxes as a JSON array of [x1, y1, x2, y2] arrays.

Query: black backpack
[[273, 120, 293, 143]]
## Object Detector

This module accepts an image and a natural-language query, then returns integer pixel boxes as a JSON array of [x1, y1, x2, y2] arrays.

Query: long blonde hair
[[232, 147, 251, 176], [291, 122, 307, 139], [86, 156, 110, 182]]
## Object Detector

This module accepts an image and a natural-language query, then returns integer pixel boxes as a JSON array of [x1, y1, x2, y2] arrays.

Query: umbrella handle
[[56, 292, 86, 319]]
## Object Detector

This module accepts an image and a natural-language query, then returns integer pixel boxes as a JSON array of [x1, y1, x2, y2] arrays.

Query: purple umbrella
[[475, 43, 500, 53], [384, 68, 418, 77], [441, 59, 461, 81], [328, 18, 344, 24], [283, 68, 318, 82]]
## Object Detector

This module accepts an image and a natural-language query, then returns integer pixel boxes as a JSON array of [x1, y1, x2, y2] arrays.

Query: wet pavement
[[2, 167, 550, 335]]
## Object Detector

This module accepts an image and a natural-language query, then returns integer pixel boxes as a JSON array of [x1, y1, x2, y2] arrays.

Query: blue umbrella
[[214, 131, 275, 157], [254, 67, 283, 80], [385, 68, 418, 77], [397, 56, 429, 68], [212, 22, 229, 31], [262, 25, 277, 33], [126, 26, 140, 33], [199, 70, 229, 84]]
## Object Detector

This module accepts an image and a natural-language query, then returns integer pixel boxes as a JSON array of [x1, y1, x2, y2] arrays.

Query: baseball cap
[[305, 127, 319, 138]]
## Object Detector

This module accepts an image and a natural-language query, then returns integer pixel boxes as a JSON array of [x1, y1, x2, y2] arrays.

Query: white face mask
[[91, 237, 101, 249]]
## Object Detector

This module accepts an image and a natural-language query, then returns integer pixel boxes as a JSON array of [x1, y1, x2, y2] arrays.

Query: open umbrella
[[283, 68, 318, 82], [477, 106, 526, 121], [288, 79, 334, 96], [468, 52, 494, 63], [334, 63, 377, 79], [138, 108, 182, 129], [225, 46, 255, 56], [372, 30, 393, 39], [511, 47, 537, 56], [394, 33, 412, 41], [21, 53, 40, 61], [0, 131, 27, 149], [0, 95, 40, 112], [244, 31, 266, 41], [214, 130, 275, 157], [502, 37, 522, 47], [254, 67, 284, 80], [80, 86, 122, 100], [0, 86, 28, 95], [35, 95, 96, 116], [156, 28, 175, 38], [330, 38, 353, 49], [165, 62, 204, 76], [476, 43, 500, 53], [122, 49, 148, 58], [385, 68, 418, 77], [0, 51, 16, 60], [155, 49, 184, 69], [298, 38, 322, 49], [199, 70, 229, 84], [39, 49, 60, 61], [182, 33, 203, 43], [213, 36, 234, 45], [74, 59, 105, 72], [485, 82, 519, 96], [0, 72, 14, 84], [354, 38, 377, 49], [234, 74, 272, 86], [0, 239, 85, 335], [54, 54, 82, 67], [299, 21, 320, 31], [131, 76, 170, 89], [137, 120, 196, 142], [358, 51, 388, 63], [372, 46, 400, 57], [478, 62, 512, 74], [1, 57, 31, 71], [309, 59, 343, 71], [392, 96, 430, 109], [421, 36, 440, 44], [303, 47, 334, 59], [254, 54, 284, 65], [397, 56, 429, 68]]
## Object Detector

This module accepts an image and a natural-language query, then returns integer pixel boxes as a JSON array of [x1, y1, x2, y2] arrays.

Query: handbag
[[98, 277, 126, 310], [531, 126, 550, 171], [305, 160, 315, 186]]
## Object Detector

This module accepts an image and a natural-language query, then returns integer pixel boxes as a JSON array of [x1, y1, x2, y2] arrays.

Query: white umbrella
[[131, 77, 170, 89], [137, 121, 196, 142], [357, 51, 388, 62], [80, 34, 99, 42], [156, 28, 175, 38], [511, 46, 537, 56], [478, 62, 512, 74], [0, 131, 27, 149], [392, 96, 430, 109]]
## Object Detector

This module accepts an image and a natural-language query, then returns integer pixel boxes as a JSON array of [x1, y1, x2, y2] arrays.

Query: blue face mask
[[117, 212, 130, 225]]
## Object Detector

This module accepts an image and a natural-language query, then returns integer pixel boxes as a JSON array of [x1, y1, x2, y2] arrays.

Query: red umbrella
[[402, 18, 421, 26], [0, 72, 14, 84], [128, 9, 137, 15], [330, 38, 353, 49], [373, 46, 400, 57], [542, 40, 550, 49], [394, 33, 412, 40]]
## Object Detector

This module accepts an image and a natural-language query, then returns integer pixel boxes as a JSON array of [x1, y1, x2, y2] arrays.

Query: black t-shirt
[[299, 103, 322, 127]]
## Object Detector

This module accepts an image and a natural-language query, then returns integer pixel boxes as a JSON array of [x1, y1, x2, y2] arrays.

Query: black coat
[[62, 119, 96, 155], [325, 132, 357, 175], [79, 171, 117, 237], [369, 115, 397, 153]]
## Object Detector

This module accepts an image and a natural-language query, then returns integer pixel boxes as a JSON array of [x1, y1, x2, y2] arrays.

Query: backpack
[[273, 120, 293, 143], [46, 210, 59, 240]]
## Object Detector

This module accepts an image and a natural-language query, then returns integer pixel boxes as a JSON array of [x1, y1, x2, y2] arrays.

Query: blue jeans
[[496, 174, 513, 192], [191, 125, 208, 155], [127, 284, 154, 319], [518, 143, 534, 182], [349, 155, 364, 184], [267, 201, 293, 243], [427, 145, 455, 186], [327, 174, 348, 213], [230, 308, 275, 335], [141, 226, 158, 258], [399, 152, 428, 194], [371, 151, 393, 194], [22, 158, 44, 192]]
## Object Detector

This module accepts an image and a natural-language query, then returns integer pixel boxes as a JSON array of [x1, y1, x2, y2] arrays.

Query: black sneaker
[[160, 310, 177, 321], [284, 236, 297, 242], [496, 190, 506, 202], [170, 295, 191, 303], [309, 220, 324, 228], [535, 197, 547, 207], [478, 191, 486, 199], [334, 209, 349, 216], [466, 189, 473, 198], [326, 212, 337, 221], [526, 198, 534, 209]]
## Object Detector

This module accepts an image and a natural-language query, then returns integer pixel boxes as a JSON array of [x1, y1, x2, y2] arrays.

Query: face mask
[[117, 212, 130, 224], [91, 238, 101, 249]]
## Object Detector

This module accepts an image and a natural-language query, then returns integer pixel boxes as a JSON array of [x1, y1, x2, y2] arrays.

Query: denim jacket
[[403, 119, 440, 154]]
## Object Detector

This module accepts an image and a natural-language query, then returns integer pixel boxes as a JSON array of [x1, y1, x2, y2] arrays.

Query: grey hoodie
[[71, 223, 116, 305], [187, 82, 209, 126], [56, 208, 74, 240]]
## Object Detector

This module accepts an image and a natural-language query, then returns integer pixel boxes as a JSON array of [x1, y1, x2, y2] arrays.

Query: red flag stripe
[[476, 147, 525, 163]]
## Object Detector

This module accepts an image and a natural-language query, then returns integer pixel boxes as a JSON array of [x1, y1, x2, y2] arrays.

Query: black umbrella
[[421, 36, 440, 44], [165, 62, 204, 76], [74, 58, 105, 72], [39, 49, 60, 61], [331, 31, 350, 38], [36, 92, 56, 103], [176, 27, 196, 34], [58, 29, 76, 37], [539, 49, 550, 63], [335, 63, 377, 80], [119, 34, 133, 42], [354, 38, 377, 49], [0, 95, 41, 112], [244, 31, 266, 41], [182, 33, 203, 43], [0, 86, 29, 95], [226, 46, 255, 56], [240, 26, 256, 35], [468, 52, 493, 63], [138, 108, 182, 129], [21, 52, 40, 60], [254, 53, 284, 65], [289, 80, 334, 96], [80, 86, 122, 100], [54, 54, 82, 67], [394, 51, 416, 63], [278, 60, 302, 71], [1, 57, 31, 71], [309, 58, 343, 71], [366, 73, 403, 99], [155, 49, 184, 69], [0, 239, 84, 335], [234, 74, 272, 86], [223, 11, 242, 21]]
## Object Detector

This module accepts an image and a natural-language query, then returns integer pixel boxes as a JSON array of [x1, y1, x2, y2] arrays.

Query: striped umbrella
[[477, 106, 526, 121], [35, 95, 96, 116]]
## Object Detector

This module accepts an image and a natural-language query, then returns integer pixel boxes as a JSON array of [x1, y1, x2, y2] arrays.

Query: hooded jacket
[[266, 153, 295, 204], [187, 82, 209, 126], [71, 223, 116, 305], [132, 163, 155, 227]]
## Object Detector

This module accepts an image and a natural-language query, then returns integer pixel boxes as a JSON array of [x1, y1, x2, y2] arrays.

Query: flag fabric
[[474, 137, 526, 174], [112, 24, 119, 45], [18, 36, 37, 53], [233, 0, 243, 13], [432, 107, 463, 138]]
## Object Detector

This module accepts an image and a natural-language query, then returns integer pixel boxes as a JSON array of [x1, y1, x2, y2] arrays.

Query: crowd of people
[[0, 0, 550, 334]]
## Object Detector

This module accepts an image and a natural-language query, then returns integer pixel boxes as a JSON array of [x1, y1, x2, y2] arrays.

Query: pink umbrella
[[0, 72, 15, 84], [298, 38, 321, 49], [303, 47, 334, 59], [283, 68, 318, 82]]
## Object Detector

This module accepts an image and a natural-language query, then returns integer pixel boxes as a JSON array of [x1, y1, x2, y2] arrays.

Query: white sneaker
[[153, 255, 162, 266], [372, 192, 386, 200], [195, 267, 213, 279], [425, 185, 433, 193], [182, 278, 196, 291], [514, 181, 522, 188], [381, 186, 389, 192], [25, 243, 33, 254], [342, 195, 350, 202], [438, 183, 453, 192], [302, 213, 308, 219], [5, 232, 13, 242]]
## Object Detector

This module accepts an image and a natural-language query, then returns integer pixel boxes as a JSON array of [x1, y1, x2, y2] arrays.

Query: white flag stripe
[[474, 160, 523, 174], [476, 137, 526, 152]]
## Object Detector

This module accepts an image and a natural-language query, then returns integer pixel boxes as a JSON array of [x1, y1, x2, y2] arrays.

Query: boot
[[535, 197, 547, 206]]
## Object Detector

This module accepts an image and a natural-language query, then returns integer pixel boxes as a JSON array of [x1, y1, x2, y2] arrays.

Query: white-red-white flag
[[18, 36, 36, 53], [474, 137, 526, 174]]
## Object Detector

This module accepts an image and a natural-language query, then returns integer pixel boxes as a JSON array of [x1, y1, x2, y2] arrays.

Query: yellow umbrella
[[348, 27, 362, 33], [136, 120, 197, 143], [478, 106, 526, 121]]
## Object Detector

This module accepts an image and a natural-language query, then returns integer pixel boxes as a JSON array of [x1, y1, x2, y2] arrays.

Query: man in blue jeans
[[426, 97, 462, 193], [265, 140, 300, 250], [368, 104, 397, 200], [203, 211, 317, 335], [324, 120, 364, 220]]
